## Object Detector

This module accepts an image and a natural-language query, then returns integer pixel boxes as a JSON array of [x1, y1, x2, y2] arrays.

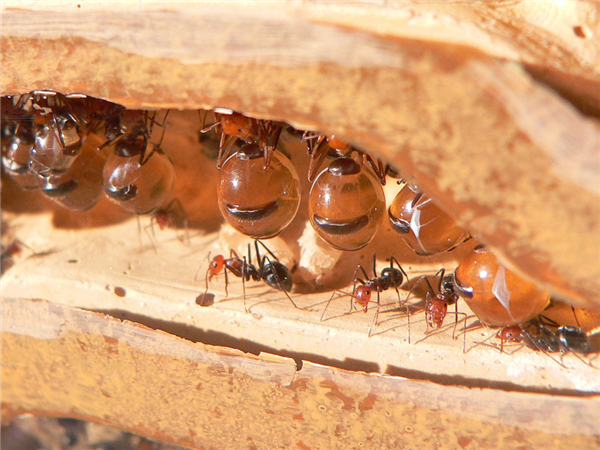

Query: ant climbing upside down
[[200, 240, 297, 311]]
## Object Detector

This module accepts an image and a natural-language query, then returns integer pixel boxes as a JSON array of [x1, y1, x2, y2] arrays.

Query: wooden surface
[[2, 2, 600, 448], [3, 109, 600, 395], [3, 297, 600, 450], [1, 0, 599, 309]]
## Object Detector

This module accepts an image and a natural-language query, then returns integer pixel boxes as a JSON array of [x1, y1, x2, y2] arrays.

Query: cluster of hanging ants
[[1, 91, 597, 369]]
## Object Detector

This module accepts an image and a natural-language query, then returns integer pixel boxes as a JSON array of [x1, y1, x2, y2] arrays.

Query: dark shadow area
[[96, 308, 381, 374], [525, 63, 600, 120], [385, 364, 598, 398], [95, 307, 598, 397]]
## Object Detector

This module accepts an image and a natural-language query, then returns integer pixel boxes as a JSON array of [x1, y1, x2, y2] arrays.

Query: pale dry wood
[[2, 109, 599, 396], [3, 298, 600, 450], [1, 1, 599, 309]]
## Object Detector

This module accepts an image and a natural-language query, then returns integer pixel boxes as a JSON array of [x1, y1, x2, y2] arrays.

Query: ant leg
[[195, 252, 210, 283], [255, 239, 279, 262], [320, 289, 339, 322], [571, 306, 582, 328], [140, 114, 169, 166], [144, 216, 159, 254], [371, 254, 378, 278], [403, 275, 431, 344], [261, 254, 299, 309], [362, 153, 387, 185], [242, 255, 248, 312], [136, 215, 144, 251], [320, 289, 355, 322], [216, 133, 238, 169], [199, 110, 220, 134], [367, 292, 382, 337], [259, 122, 282, 169], [389, 256, 409, 309], [307, 138, 330, 182]]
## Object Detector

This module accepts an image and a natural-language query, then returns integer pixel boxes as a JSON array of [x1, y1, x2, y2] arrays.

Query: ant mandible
[[202, 240, 296, 311], [321, 255, 407, 336]]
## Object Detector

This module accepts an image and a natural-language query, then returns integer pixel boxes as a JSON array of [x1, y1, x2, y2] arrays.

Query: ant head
[[355, 285, 372, 309], [154, 209, 172, 230], [497, 325, 522, 342], [326, 135, 350, 152], [209, 255, 226, 279], [220, 112, 256, 141]]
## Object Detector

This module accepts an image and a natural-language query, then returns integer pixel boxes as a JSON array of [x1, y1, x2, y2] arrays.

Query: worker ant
[[201, 240, 296, 311], [320, 255, 407, 336], [491, 314, 598, 368], [404, 268, 468, 346]]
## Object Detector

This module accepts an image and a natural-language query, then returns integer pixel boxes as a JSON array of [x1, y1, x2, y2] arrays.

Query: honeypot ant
[[302, 131, 388, 185], [2, 92, 84, 179], [308, 155, 386, 251], [217, 142, 301, 239], [201, 240, 296, 311], [388, 183, 470, 256], [199, 109, 283, 169], [26, 91, 86, 176], [1, 95, 39, 188], [102, 111, 176, 215], [320, 255, 407, 336]]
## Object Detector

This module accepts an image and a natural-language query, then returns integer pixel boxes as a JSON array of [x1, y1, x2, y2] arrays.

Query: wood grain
[[2, 1, 599, 308], [3, 298, 600, 450]]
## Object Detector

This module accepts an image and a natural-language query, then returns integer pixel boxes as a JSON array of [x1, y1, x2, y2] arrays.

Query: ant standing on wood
[[320, 255, 407, 337], [491, 313, 598, 369], [404, 268, 468, 347], [200, 240, 296, 311]]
